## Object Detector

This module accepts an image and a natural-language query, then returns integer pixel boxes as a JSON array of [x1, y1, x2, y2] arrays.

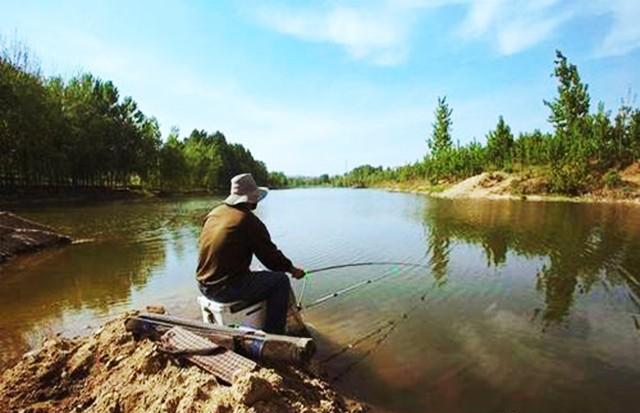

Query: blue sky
[[2, 0, 640, 176]]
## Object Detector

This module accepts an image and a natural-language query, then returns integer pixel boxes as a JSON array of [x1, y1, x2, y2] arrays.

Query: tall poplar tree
[[544, 51, 593, 194], [428, 97, 453, 158], [544, 50, 591, 139]]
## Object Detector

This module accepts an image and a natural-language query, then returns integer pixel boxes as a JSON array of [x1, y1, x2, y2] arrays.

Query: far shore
[[4, 169, 640, 208], [0, 187, 230, 208]]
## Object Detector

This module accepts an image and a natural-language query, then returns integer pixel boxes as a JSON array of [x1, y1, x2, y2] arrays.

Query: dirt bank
[[0, 211, 72, 264], [379, 164, 640, 205], [0, 313, 367, 413]]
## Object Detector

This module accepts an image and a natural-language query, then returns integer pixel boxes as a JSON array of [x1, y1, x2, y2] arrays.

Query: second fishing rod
[[295, 261, 430, 310]]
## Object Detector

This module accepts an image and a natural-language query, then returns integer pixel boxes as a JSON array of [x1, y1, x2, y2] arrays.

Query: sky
[[2, 0, 640, 176]]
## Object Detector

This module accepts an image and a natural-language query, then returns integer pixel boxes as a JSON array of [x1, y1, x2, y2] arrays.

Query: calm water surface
[[1, 189, 639, 412]]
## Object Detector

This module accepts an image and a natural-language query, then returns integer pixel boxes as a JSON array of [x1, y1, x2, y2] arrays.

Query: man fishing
[[196, 173, 306, 334]]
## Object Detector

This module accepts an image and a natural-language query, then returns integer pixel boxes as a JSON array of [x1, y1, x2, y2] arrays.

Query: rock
[[212, 403, 233, 413], [67, 344, 95, 379], [233, 371, 279, 406], [145, 305, 166, 314]]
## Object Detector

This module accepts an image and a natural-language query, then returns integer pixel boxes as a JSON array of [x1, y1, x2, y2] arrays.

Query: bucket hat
[[224, 173, 268, 205]]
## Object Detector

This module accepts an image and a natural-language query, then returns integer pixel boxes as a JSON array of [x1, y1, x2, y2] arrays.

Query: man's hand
[[290, 266, 306, 279]]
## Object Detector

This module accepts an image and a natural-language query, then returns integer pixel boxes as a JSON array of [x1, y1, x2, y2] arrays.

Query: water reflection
[[315, 195, 640, 413], [0, 197, 220, 367], [2, 191, 640, 413], [422, 199, 640, 326]]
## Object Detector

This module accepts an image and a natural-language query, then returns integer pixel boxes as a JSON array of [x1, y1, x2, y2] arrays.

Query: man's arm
[[246, 214, 297, 273]]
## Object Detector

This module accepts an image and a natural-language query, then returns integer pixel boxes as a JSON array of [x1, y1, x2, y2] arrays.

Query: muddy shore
[[0, 211, 72, 264], [0, 313, 367, 413]]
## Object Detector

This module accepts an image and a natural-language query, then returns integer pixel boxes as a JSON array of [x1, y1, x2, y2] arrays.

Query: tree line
[[0, 40, 281, 193], [332, 51, 640, 195]]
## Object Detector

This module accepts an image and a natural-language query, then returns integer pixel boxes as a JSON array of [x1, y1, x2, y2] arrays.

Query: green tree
[[545, 51, 593, 194], [158, 127, 188, 190], [630, 109, 640, 161], [0, 38, 274, 194], [513, 130, 552, 166], [268, 171, 289, 188], [428, 97, 453, 158], [486, 116, 514, 168], [544, 50, 591, 143]]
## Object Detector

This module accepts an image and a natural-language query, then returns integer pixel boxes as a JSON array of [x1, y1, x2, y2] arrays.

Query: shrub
[[549, 161, 590, 195], [602, 170, 622, 188]]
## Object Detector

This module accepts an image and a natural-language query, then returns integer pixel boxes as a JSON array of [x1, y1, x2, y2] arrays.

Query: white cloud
[[458, 0, 572, 55], [495, 13, 568, 55], [458, 0, 505, 38], [591, 0, 640, 57], [456, 0, 640, 57], [251, 0, 640, 60], [251, 0, 572, 61], [252, 3, 414, 66]]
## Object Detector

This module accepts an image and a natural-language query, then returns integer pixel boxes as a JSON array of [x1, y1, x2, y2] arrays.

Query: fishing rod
[[296, 261, 430, 310]]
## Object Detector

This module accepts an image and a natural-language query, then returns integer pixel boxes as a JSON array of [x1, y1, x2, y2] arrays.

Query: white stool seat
[[197, 295, 266, 329]]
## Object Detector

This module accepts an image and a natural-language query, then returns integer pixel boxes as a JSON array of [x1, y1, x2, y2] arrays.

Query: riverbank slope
[[377, 163, 640, 205], [0, 211, 72, 264], [0, 313, 366, 413]]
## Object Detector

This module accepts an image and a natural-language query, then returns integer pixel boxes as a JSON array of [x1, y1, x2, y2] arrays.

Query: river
[[1, 188, 639, 412]]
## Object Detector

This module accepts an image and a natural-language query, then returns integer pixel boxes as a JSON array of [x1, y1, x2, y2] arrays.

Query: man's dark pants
[[199, 271, 290, 334]]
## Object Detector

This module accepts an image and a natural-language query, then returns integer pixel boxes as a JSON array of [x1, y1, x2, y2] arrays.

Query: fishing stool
[[197, 296, 267, 330]]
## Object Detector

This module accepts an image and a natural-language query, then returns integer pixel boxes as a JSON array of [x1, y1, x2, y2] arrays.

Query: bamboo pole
[[125, 313, 316, 365]]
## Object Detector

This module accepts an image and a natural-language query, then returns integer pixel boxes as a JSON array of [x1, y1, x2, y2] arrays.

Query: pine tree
[[544, 51, 593, 194], [428, 97, 453, 158], [544, 50, 591, 140], [486, 116, 514, 168]]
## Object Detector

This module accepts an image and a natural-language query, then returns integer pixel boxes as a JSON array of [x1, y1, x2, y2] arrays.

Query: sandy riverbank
[[0, 313, 367, 413], [377, 163, 640, 205]]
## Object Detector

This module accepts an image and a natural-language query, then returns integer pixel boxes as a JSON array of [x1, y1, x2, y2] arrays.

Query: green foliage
[[427, 97, 453, 158], [4, 40, 639, 197], [165, 129, 268, 192], [602, 170, 622, 188], [545, 50, 591, 140], [549, 161, 591, 195], [613, 102, 640, 164], [544, 51, 594, 193], [268, 171, 289, 188], [513, 130, 552, 165], [486, 116, 514, 168], [0, 41, 269, 193], [424, 142, 485, 183], [284, 174, 333, 187], [631, 109, 640, 161], [158, 127, 188, 190], [329, 51, 640, 196], [337, 165, 385, 187]]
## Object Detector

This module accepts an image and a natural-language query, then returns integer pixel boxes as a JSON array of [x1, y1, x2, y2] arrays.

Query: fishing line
[[320, 320, 396, 364], [327, 282, 437, 382], [296, 261, 430, 310]]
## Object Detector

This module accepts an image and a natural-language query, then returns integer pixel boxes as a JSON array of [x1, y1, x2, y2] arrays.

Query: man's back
[[196, 203, 292, 286], [197, 204, 252, 286]]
